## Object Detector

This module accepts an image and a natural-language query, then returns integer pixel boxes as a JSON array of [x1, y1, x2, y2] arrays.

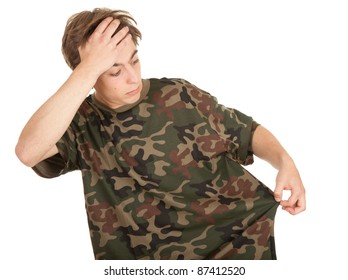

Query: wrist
[[278, 153, 295, 171], [73, 63, 100, 86]]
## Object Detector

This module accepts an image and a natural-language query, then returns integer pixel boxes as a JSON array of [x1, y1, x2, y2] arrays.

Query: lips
[[126, 85, 140, 96]]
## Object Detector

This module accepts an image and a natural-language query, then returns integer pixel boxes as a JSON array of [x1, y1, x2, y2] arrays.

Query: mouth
[[126, 85, 140, 96]]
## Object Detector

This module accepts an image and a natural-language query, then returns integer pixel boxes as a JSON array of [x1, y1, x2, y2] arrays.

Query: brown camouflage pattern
[[33, 78, 279, 260]]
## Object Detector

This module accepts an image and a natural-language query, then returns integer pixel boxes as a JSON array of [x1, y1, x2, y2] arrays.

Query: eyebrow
[[112, 50, 138, 67]]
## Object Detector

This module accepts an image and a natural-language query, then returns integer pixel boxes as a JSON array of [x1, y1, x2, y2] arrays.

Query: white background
[[1, 0, 347, 279]]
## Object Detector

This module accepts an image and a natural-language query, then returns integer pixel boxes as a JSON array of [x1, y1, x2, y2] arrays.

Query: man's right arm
[[15, 66, 99, 167], [15, 17, 131, 167]]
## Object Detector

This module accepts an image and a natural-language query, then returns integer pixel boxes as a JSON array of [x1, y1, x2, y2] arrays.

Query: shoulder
[[147, 77, 194, 88], [70, 95, 105, 127]]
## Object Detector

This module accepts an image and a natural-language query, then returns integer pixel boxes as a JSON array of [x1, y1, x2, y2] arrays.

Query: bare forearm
[[252, 125, 306, 214], [251, 125, 294, 170], [16, 66, 98, 167]]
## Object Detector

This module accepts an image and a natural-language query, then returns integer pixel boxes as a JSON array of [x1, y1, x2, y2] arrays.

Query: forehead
[[112, 41, 138, 66]]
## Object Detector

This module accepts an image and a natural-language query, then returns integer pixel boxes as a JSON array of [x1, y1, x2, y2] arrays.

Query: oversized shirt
[[33, 78, 279, 260]]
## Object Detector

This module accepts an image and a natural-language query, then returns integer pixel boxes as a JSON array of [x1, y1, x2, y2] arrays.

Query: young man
[[15, 8, 305, 260]]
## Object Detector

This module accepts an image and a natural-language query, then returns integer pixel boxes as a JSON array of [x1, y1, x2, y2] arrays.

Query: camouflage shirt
[[33, 78, 278, 260]]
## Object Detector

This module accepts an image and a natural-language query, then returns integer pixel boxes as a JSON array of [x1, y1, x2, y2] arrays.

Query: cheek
[[95, 75, 108, 86], [95, 78, 114, 92]]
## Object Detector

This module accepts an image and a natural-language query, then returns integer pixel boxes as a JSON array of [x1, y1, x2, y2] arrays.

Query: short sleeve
[[183, 80, 259, 165], [32, 123, 79, 178]]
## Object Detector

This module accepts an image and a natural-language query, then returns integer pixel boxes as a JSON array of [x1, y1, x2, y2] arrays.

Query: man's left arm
[[251, 125, 306, 215]]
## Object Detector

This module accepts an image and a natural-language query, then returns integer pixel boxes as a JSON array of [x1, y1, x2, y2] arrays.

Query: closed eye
[[110, 71, 121, 77]]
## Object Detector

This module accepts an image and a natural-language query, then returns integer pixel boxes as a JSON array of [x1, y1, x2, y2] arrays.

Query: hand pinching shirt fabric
[[33, 78, 279, 260]]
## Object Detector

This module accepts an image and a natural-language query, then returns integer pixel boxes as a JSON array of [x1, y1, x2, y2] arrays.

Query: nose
[[125, 64, 139, 84]]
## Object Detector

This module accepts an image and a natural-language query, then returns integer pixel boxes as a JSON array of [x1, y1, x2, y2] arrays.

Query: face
[[94, 41, 142, 109]]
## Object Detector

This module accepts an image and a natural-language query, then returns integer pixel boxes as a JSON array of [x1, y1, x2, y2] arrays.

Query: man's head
[[62, 8, 141, 70]]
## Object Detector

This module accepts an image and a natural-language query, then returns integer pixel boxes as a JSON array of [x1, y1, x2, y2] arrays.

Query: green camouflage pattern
[[33, 78, 279, 260]]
